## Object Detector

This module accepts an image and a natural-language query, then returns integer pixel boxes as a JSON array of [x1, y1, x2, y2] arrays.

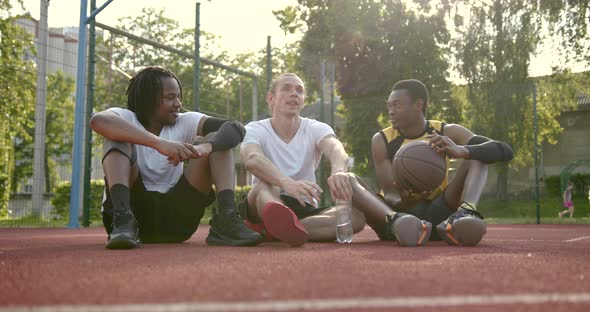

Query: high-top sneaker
[[206, 209, 264, 246], [436, 203, 486, 246], [105, 210, 140, 250], [385, 213, 432, 247]]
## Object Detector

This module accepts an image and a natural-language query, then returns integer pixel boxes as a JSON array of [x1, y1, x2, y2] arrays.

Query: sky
[[11, 0, 301, 55]]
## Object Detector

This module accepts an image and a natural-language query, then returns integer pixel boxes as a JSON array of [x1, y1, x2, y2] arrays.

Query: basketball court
[[1, 224, 589, 311]]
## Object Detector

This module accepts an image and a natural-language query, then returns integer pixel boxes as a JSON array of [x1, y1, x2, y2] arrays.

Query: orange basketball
[[392, 140, 447, 193]]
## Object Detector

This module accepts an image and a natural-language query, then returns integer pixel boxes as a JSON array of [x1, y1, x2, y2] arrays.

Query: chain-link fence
[[3, 12, 589, 228], [326, 79, 590, 225], [3, 13, 263, 227]]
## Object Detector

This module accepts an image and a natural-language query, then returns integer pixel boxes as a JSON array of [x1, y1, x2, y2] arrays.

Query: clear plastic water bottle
[[336, 200, 353, 243]]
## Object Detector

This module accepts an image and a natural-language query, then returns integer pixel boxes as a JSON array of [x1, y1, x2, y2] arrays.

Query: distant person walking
[[559, 181, 575, 218]]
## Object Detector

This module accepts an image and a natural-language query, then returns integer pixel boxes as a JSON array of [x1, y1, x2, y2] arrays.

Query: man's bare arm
[[240, 143, 321, 205], [318, 135, 352, 200], [90, 110, 198, 165], [430, 123, 513, 162], [371, 132, 402, 206], [90, 111, 160, 147]]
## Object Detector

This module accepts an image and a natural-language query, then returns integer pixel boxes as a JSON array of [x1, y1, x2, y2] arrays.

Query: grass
[[0, 214, 71, 227], [2, 195, 589, 227], [478, 194, 590, 224]]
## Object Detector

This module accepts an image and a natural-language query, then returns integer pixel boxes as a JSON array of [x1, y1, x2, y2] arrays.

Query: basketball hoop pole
[[69, 0, 115, 228]]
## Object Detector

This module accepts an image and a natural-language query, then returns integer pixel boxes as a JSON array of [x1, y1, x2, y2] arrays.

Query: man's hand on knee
[[328, 172, 352, 201]]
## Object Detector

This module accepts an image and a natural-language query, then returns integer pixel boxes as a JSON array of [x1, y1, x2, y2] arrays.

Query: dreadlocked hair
[[126, 66, 183, 128]]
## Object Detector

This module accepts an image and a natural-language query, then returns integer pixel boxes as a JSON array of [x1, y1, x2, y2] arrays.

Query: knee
[[102, 139, 133, 163], [347, 172, 360, 183], [347, 173, 370, 191], [248, 182, 279, 205], [250, 181, 276, 195], [103, 148, 132, 164], [209, 148, 233, 161]]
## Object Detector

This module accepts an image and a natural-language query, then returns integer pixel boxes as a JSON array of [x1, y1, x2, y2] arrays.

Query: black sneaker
[[206, 210, 264, 246], [105, 212, 140, 250], [385, 213, 432, 246], [237, 199, 249, 221], [436, 203, 486, 246]]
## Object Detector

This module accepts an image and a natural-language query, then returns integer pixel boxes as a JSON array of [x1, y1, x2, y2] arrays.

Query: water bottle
[[336, 200, 353, 243]]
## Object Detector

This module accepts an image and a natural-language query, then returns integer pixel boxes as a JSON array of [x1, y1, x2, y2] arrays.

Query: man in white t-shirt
[[90, 66, 263, 249], [239, 73, 366, 246]]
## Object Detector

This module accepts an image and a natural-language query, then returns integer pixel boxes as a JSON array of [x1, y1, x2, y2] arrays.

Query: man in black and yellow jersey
[[348, 79, 513, 246]]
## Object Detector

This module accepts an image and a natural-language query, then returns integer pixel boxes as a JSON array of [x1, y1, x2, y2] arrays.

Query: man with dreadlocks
[[90, 66, 263, 249]]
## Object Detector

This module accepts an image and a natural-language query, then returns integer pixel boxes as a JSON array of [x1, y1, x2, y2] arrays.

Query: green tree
[[539, 0, 590, 67], [93, 8, 235, 117], [0, 0, 35, 214], [274, 0, 453, 176], [450, 0, 584, 198], [44, 72, 75, 191], [11, 71, 75, 194]]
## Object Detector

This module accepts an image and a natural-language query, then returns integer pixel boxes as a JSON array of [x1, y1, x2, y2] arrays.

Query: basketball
[[392, 140, 447, 193]]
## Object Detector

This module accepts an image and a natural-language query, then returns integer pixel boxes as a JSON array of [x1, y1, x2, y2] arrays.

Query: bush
[[570, 173, 590, 194], [51, 181, 253, 225], [545, 174, 590, 197], [544, 175, 561, 196], [201, 185, 252, 223], [51, 180, 105, 223]]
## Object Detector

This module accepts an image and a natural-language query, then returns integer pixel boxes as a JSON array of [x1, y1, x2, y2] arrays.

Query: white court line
[[564, 235, 590, 242], [2, 293, 590, 312], [485, 239, 563, 242], [485, 236, 590, 243], [489, 227, 587, 232]]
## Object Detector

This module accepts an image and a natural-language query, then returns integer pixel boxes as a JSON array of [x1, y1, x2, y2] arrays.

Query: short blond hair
[[268, 73, 303, 95]]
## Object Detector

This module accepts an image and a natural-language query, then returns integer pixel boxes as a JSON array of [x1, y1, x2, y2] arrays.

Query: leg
[[103, 151, 139, 188], [347, 173, 392, 234], [101, 140, 140, 250], [247, 182, 309, 247], [247, 180, 282, 219], [443, 159, 488, 210], [436, 160, 488, 246], [183, 153, 212, 194], [299, 206, 366, 242], [346, 173, 431, 246], [184, 149, 262, 246]]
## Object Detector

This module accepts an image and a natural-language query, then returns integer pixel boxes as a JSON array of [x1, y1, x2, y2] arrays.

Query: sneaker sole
[[205, 235, 263, 247], [244, 220, 274, 241], [262, 202, 309, 247], [105, 234, 140, 250], [393, 215, 432, 247], [437, 217, 486, 246]]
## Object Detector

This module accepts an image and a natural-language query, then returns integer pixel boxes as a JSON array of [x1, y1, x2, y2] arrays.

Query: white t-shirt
[[242, 117, 335, 184], [107, 107, 206, 193]]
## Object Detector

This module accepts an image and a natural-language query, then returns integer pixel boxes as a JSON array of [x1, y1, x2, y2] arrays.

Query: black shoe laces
[[449, 207, 484, 224], [213, 210, 249, 233]]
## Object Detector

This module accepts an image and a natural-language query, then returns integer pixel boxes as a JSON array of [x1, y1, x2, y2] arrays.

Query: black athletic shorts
[[377, 192, 454, 241], [239, 194, 330, 223], [102, 174, 215, 243]]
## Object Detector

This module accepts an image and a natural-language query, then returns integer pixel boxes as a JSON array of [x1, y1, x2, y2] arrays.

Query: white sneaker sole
[[393, 215, 432, 247], [438, 217, 486, 246]]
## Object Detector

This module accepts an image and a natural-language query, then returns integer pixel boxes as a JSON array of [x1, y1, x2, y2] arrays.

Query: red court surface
[[1, 224, 589, 311]]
